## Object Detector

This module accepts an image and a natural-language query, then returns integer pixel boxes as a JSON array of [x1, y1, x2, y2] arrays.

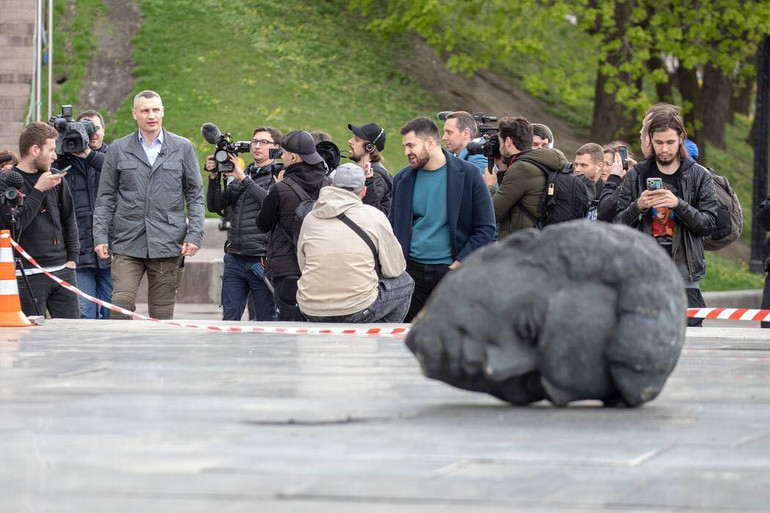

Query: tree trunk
[[677, 66, 706, 164], [649, 55, 674, 102], [700, 63, 732, 150], [730, 80, 753, 121]]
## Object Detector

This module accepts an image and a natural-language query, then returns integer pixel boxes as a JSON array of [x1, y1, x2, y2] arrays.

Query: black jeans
[[404, 260, 451, 322], [18, 267, 79, 318], [273, 275, 304, 322]]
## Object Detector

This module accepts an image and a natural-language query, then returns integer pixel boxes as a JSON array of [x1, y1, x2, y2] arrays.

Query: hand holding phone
[[50, 165, 71, 175], [618, 145, 628, 171], [646, 177, 662, 190]]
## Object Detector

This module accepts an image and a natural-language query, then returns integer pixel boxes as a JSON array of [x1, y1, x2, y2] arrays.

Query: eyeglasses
[[251, 139, 275, 147]]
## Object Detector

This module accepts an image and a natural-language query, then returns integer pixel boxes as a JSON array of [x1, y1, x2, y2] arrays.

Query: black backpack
[[516, 158, 591, 228], [703, 167, 743, 251]]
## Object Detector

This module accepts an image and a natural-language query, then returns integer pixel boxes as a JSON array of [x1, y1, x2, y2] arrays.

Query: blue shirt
[[139, 130, 164, 166], [409, 164, 453, 264]]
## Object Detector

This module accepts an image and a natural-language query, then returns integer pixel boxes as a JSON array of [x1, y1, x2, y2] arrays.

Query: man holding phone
[[614, 106, 718, 326], [10, 122, 79, 318], [206, 126, 281, 321]]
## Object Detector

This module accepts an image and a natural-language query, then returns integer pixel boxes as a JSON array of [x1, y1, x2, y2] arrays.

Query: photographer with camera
[[76, 110, 108, 153], [7, 122, 79, 318], [483, 116, 569, 239], [206, 126, 281, 321], [257, 130, 328, 322], [54, 109, 113, 319], [94, 90, 205, 320], [441, 111, 488, 174]]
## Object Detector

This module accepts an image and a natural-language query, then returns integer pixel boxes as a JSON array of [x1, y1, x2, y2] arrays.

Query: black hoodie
[[257, 160, 328, 277]]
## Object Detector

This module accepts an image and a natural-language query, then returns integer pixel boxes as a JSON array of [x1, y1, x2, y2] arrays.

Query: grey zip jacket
[[93, 128, 205, 258]]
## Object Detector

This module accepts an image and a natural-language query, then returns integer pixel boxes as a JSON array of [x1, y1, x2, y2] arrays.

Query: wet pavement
[[0, 320, 768, 512]]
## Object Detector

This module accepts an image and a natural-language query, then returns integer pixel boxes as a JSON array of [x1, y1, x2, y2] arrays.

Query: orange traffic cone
[[0, 230, 31, 327]]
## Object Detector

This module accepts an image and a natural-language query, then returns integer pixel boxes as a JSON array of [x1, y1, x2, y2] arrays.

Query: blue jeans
[[304, 272, 415, 323], [76, 267, 113, 319], [221, 253, 275, 321]]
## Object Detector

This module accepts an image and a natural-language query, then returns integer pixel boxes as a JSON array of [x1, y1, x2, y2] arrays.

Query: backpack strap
[[336, 212, 381, 278], [283, 176, 311, 202]]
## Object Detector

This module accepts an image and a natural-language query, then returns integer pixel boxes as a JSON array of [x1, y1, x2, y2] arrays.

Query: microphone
[[201, 123, 221, 145], [436, 111, 453, 121], [3, 170, 24, 190]]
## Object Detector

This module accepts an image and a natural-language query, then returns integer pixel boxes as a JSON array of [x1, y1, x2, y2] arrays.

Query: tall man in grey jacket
[[93, 90, 205, 319]]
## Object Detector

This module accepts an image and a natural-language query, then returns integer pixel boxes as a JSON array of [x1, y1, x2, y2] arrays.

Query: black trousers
[[404, 260, 451, 322], [273, 275, 305, 322], [18, 267, 79, 319]]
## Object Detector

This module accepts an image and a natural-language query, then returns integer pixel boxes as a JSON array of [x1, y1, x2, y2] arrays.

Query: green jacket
[[492, 148, 569, 239]]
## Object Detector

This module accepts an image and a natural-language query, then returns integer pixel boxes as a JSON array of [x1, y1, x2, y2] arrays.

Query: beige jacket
[[297, 186, 406, 317]]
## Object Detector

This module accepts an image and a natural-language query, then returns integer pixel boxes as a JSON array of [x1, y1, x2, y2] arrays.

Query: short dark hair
[[532, 123, 553, 143], [76, 109, 105, 127], [19, 122, 58, 157], [576, 143, 604, 164], [446, 111, 478, 138], [133, 90, 162, 107], [498, 116, 533, 151], [400, 117, 439, 142], [646, 110, 688, 161], [252, 126, 281, 144]]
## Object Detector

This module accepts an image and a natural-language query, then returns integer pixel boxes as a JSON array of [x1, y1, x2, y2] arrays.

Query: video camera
[[200, 123, 251, 173], [465, 112, 500, 159], [438, 111, 500, 158], [48, 105, 96, 155]]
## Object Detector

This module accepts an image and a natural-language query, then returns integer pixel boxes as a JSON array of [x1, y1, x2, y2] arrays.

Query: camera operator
[[61, 109, 111, 319], [9, 122, 79, 318], [206, 126, 281, 321], [441, 111, 488, 174], [76, 110, 108, 153]]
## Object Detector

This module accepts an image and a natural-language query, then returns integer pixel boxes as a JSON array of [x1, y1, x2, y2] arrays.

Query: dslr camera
[[48, 105, 96, 155], [465, 112, 500, 159]]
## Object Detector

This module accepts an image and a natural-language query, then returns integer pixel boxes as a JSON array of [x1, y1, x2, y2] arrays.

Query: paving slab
[[0, 320, 768, 512]]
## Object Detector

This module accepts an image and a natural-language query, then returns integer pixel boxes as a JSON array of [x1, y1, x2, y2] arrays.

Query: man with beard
[[10, 122, 79, 318], [347, 122, 392, 215], [390, 117, 495, 322], [615, 107, 718, 326]]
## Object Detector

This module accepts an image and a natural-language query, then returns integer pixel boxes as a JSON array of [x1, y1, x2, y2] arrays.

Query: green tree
[[350, 0, 770, 158]]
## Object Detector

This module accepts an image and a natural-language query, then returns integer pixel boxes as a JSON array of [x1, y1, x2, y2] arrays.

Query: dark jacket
[[362, 161, 392, 216], [13, 166, 79, 269], [597, 174, 622, 222], [257, 160, 327, 278], [389, 149, 495, 263], [63, 151, 108, 269], [207, 162, 275, 257], [614, 157, 718, 282], [491, 148, 569, 238]]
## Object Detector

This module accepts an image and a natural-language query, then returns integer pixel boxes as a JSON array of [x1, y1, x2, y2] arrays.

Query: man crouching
[[297, 163, 414, 323]]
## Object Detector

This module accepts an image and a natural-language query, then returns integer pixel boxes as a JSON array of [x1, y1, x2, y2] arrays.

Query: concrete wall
[[0, 0, 35, 153]]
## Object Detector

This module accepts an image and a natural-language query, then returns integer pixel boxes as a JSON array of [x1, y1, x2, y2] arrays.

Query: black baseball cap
[[281, 130, 323, 165], [348, 122, 386, 151]]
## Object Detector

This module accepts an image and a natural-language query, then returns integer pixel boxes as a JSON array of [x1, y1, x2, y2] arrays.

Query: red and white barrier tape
[[8, 238, 408, 337], [8, 238, 767, 333]]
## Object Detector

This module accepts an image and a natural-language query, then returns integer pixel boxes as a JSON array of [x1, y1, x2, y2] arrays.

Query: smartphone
[[50, 165, 71, 175], [618, 145, 628, 171], [646, 177, 662, 190]]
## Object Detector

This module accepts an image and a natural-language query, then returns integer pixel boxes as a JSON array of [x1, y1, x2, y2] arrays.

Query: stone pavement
[[0, 319, 768, 512]]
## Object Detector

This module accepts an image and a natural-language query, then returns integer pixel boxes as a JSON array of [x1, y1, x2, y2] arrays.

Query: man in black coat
[[207, 126, 281, 321], [257, 130, 328, 321]]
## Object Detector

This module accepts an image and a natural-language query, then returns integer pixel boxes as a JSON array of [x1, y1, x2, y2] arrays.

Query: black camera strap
[[336, 213, 381, 278]]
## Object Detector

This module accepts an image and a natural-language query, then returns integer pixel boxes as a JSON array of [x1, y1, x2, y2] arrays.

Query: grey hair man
[[93, 90, 205, 320]]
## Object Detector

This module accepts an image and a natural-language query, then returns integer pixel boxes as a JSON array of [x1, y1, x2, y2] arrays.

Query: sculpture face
[[406, 221, 687, 407]]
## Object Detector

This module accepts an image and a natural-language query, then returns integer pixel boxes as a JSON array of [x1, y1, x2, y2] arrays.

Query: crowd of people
[[0, 92, 739, 326]]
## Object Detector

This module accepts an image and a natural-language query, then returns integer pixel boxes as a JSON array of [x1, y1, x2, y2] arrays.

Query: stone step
[[0, 97, 29, 108], [0, 8, 37, 22], [0, 34, 34, 46], [0, 21, 35, 34], [0, 83, 31, 96], [0, 72, 33, 84]]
